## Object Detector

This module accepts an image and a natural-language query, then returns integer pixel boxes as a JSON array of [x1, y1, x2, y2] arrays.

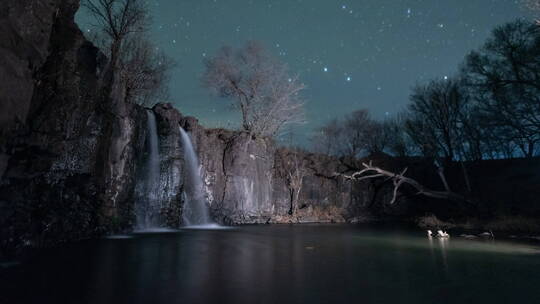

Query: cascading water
[[179, 126, 213, 226], [135, 110, 162, 229]]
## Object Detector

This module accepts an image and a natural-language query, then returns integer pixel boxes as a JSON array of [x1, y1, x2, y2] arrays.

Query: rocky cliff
[[2, 0, 539, 258], [0, 1, 450, 256], [181, 116, 380, 225], [0, 0, 132, 251]]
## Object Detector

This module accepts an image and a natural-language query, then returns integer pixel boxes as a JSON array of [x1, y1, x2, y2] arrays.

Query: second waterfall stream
[[179, 126, 216, 227]]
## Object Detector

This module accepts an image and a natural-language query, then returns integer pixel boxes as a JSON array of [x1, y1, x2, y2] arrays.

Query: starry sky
[[76, 0, 532, 145]]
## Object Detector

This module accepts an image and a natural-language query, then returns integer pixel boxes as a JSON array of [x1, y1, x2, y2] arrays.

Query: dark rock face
[[152, 103, 184, 226], [196, 130, 279, 224], [0, 0, 71, 178], [0, 0, 148, 254]]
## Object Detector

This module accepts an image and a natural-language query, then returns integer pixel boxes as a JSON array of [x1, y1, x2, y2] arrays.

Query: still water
[[1, 224, 540, 304]]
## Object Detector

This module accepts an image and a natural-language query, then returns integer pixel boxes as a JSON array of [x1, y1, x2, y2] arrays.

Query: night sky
[[76, 0, 532, 145]]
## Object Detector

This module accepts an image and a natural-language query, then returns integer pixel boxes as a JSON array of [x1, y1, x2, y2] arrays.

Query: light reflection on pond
[[1, 224, 540, 304]]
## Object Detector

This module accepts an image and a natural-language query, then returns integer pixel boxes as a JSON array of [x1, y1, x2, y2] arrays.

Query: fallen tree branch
[[338, 161, 475, 206]]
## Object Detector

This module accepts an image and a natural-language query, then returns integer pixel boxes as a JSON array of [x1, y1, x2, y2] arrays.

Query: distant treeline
[[312, 19, 540, 161]]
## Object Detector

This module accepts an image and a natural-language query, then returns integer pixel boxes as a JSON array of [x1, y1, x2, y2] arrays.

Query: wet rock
[[152, 103, 184, 227]]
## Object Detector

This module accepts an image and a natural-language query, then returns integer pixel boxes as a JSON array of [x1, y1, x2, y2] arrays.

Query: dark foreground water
[[1, 224, 540, 304]]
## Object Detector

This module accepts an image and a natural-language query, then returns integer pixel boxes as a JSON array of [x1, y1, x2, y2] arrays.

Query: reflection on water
[[132, 227, 179, 233], [181, 224, 233, 230], [104, 235, 134, 239], [1, 225, 540, 304]]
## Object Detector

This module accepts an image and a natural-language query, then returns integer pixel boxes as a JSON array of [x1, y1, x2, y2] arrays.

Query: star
[[77, 0, 528, 144]]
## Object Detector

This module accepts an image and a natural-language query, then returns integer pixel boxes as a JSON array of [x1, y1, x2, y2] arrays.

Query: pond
[[1, 224, 540, 304]]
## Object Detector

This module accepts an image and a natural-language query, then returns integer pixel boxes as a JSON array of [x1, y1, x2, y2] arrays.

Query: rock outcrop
[[151, 103, 184, 226], [0, 0, 149, 253], [179, 118, 373, 225], [0, 0, 73, 178]]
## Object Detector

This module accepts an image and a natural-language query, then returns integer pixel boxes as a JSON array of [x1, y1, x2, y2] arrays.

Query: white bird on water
[[427, 230, 433, 237], [437, 230, 450, 238]]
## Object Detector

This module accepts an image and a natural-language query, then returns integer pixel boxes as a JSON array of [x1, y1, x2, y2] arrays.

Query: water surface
[[1, 224, 539, 304]]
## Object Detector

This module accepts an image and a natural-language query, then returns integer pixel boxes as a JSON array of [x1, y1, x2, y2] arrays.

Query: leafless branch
[[119, 37, 174, 106], [82, 0, 150, 67], [202, 41, 305, 138], [339, 161, 474, 206]]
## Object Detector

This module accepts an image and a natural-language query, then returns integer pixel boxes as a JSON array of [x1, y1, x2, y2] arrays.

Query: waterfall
[[179, 126, 213, 226], [135, 110, 162, 229]]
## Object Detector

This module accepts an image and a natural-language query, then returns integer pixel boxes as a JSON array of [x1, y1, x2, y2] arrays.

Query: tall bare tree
[[284, 148, 308, 216], [202, 41, 305, 137], [405, 78, 468, 162], [311, 109, 380, 157], [381, 113, 413, 158], [342, 109, 374, 157], [83, 1, 172, 106], [119, 37, 173, 106], [83, 0, 150, 70], [462, 19, 540, 158], [311, 118, 344, 156]]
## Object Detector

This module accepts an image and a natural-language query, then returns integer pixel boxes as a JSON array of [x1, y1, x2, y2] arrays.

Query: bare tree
[[311, 109, 380, 157], [364, 120, 392, 155], [311, 118, 345, 156], [405, 78, 468, 162], [462, 20, 540, 158], [382, 113, 414, 157], [119, 37, 174, 106], [312, 110, 417, 158], [284, 148, 308, 216], [342, 109, 374, 157], [202, 41, 305, 138], [83, 1, 173, 106], [82, 0, 150, 69]]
